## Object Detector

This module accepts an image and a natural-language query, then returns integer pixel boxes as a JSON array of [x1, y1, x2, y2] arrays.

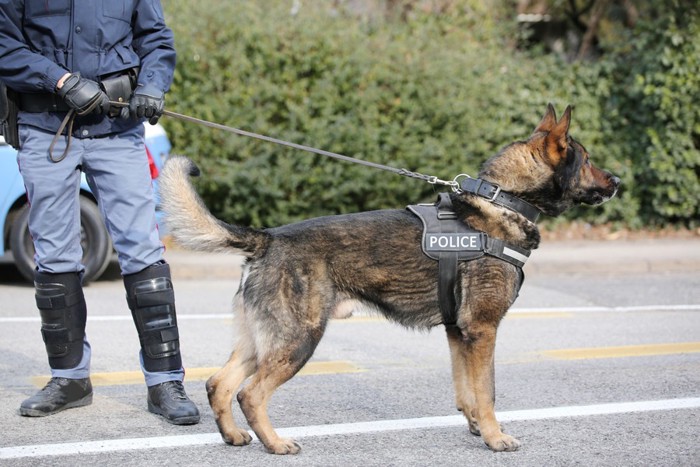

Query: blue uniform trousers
[[17, 123, 183, 386]]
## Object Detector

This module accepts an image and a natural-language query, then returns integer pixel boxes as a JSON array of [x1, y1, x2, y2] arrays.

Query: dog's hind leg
[[446, 326, 481, 436], [206, 348, 256, 446], [237, 330, 324, 455], [462, 321, 521, 452]]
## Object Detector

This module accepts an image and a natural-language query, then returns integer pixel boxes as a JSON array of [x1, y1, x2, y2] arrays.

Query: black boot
[[147, 381, 200, 425], [19, 377, 92, 417]]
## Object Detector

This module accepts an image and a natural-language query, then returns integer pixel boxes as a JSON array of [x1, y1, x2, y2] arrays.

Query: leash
[[49, 108, 77, 162], [105, 103, 541, 222], [101, 101, 463, 190], [160, 108, 463, 190]]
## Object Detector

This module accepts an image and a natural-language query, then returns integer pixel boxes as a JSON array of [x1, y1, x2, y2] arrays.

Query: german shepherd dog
[[159, 104, 619, 454]]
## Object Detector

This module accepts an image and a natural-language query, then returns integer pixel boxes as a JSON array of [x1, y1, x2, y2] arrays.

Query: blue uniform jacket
[[0, 0, 176, 138]]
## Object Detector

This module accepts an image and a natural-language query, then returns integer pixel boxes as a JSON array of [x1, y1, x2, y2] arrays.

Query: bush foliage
[[162, 0, 699, 229]]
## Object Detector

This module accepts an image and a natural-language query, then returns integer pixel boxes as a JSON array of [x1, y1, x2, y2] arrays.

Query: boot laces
[[40, 377, 68, 394], [164, 381, 188, 401]]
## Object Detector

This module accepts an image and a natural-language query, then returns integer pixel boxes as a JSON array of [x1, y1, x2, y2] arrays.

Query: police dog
[[159, 104, 619, 454]]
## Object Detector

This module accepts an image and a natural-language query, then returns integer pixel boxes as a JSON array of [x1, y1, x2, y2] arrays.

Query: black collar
[[459, 177, 541, 223]]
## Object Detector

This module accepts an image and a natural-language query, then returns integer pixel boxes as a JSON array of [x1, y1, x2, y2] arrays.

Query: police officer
[[0, 0, 199, 425]]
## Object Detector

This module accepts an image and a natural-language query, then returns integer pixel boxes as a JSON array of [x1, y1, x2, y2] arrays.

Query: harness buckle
[[488, 184, 502, 202]]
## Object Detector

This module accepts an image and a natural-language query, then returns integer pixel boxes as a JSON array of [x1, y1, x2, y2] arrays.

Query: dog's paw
[[469, 421, 506, 437], [458, 407, 481, 436], [266, 438, 301, 455], [484, 433, 521, 452], [221, 428, 253, 446]]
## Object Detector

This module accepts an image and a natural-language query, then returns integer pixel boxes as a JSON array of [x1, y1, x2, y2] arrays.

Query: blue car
[[0, 123, 171, 283]]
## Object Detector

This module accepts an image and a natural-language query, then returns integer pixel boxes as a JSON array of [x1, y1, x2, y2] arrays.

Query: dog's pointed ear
[[533, 103, 557, 134], [544, 105, 572, 165], [552, 105, 571, 138]]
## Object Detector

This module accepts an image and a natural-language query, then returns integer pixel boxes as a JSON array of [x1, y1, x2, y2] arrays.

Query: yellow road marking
[[541, 342, 700, 360], [30, 361, 364, 388], [30, 342, 699, 387], [30, 371, 145, 388], [298, 361, 364, 375]]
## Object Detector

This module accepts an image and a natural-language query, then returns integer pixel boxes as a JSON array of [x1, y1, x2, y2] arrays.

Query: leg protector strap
[[124, 261, 182, 372], [34, 271, 86, 369]]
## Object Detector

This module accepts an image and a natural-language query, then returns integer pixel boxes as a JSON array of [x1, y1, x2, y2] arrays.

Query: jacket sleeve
[[132, 0, 177, 93], [0, 0, 67, 93]]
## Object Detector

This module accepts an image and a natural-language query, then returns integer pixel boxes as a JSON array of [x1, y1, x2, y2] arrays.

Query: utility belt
[[407, 193, 529, 327], [0, 67, 139, 162], [21, 67, 138, 117], [0, 68, 139, 151], [19, 93, 71, 113]]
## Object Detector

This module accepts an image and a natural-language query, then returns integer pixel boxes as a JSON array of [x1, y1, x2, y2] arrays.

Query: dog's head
[[479, 104, 620, 217]]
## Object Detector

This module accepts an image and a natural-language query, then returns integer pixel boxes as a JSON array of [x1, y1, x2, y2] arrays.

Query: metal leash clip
[[450, 174, 474, 193]]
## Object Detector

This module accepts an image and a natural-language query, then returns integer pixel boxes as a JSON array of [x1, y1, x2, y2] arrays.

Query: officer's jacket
[[0, 0, 176, 137]]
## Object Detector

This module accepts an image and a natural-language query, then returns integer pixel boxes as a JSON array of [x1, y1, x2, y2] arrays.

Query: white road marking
[[1, 397, 699, 459], [509, 304, 700, 313], [1, 304, 699, 323], [0, 313, 231, 323]]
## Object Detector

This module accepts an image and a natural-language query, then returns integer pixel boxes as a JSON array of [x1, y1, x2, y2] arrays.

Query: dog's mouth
[[586, 175, 621, 205], [589, 192, 613, 205]]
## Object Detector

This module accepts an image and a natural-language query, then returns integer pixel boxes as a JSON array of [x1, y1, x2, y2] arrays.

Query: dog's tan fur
[[159, 104, 619, 454]]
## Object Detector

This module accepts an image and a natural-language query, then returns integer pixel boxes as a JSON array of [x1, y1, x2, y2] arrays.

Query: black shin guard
[[124, 262, 182, 373], [34, 272, 87, 369]]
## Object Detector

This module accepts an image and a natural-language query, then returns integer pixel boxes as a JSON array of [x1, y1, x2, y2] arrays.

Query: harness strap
[[460, 177, 540, 223], [407, 193, 532, 328], [435, 193, 460, 326], [484, 237, 530, 269]]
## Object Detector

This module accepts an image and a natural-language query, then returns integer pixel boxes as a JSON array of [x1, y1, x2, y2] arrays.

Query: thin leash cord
[[108, 101, 460, 188], [164, 110, 398, 175], [160, 109, 459, 188], [48, 109, 76, 163]]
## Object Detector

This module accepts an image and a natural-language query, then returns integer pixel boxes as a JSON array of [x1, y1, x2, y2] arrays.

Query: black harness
[[407, 180, 539, 327]]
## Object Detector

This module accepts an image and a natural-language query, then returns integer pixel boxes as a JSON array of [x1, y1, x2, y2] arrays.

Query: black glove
[[129, 83, 165, 125], [57, 73, 110, 115]]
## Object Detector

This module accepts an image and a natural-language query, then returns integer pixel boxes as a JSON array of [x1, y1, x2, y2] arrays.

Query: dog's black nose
[[611, 175, 621, 188]]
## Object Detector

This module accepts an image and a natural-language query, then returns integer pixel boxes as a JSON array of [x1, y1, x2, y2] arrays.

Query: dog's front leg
[[446, 326, 481, 436], [462, 322, 521, 452]]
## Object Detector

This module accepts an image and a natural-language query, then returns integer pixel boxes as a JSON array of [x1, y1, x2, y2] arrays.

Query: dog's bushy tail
[[158, 156, 269, 256]]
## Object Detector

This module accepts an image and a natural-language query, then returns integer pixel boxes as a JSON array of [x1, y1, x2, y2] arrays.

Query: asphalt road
[[0, 251, 699, 466]]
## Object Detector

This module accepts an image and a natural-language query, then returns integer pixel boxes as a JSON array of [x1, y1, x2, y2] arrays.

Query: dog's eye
[[584, 158, 591, 167]]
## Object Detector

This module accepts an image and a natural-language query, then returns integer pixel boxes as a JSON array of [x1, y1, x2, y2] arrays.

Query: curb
[[523, 238, 700, 276]]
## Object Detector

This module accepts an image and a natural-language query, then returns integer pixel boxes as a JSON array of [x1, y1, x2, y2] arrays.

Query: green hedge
[[162, 1, 698, 229], [599, 3, 700, 227]]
